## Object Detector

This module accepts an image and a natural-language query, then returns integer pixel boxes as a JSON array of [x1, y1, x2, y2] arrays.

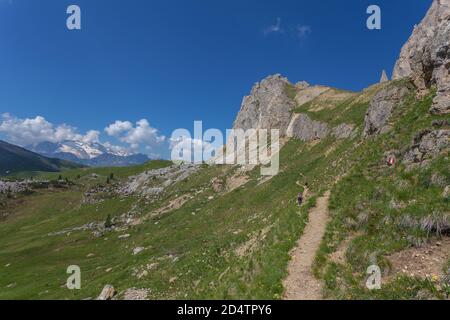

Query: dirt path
[[283, 191, 331, 300]]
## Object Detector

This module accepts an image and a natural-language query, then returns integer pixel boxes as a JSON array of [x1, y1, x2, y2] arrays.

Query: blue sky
[[0, 0, 432, 158]]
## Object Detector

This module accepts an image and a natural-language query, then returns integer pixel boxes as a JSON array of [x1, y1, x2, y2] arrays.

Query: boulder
[[133, 247, 145, 255], [97, 285, 116, 300]]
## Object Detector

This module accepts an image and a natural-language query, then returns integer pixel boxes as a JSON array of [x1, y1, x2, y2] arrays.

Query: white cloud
[[0, 113, 98, 146], [296, 25, 312, 39], [1, 114, 104, 147], [104, 120, 133, 136], [263, 19, 312, 41], [105, 119, 165, 150], [0, 114, 169, 157], [264, 17, 284, 35], [81, 130, 101, 144]]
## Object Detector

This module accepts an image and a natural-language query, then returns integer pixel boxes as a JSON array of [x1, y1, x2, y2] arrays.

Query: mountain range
[[0, 140, 84, 175], [27, 140, 150, 167]]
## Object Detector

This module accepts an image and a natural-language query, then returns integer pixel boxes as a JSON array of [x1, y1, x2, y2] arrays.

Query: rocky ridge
[[233, 75, 360, 143]]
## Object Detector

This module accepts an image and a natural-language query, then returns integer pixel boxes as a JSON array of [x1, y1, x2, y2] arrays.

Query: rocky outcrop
[[363, 85, 411, 137], [332, 123, 356, 139], [393, 0, 450, 115], [233, 74, 295, 135], [232, 74, 358, 143], [286, 114, 329, 142], [116, 163, 198, 198], [0, 181, 28, 194], [403, 129, 450, 167]]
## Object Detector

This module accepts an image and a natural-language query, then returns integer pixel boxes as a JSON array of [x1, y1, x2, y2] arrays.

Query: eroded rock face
[[332, 123, 356, 139], [403, 129, 450, 167], [393, 0, 450, 114], [286, 114, 329, 142], [363, 85, 411, 137], [233, 74, 295, 135]]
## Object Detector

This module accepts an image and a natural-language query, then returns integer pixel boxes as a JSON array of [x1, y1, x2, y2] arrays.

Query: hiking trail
[[283, 190, 331, 300]]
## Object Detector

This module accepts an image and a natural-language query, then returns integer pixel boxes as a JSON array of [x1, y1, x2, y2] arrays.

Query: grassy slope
[[315, 90, 450, 299], [0, 133, 358, 299], [0, 81, 448, 300]]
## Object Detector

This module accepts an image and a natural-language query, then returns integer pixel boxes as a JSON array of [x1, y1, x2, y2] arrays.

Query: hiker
[[297, 192, 303, 207]]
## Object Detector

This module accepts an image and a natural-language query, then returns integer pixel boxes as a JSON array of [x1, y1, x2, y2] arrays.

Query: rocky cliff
[[393, 0, 450, 115], [233, 74, 348, 141], [232, 74, 295, 135]]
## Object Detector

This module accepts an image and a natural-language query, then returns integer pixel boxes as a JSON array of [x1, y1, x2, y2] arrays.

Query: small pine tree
[[76, 174, 81, 180], [104, 214, 113, 228], [109, 173, 114, 180], [106, 177, 110, 184], [58, 174, 63, 181]]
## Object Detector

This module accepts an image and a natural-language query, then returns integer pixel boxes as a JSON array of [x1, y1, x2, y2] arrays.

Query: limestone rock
[[133, 247, 145, 255], [97, 285, 116, 300], [232, 74, 295, 135], [403, 129, 450, 167], [0, 180, 31, 194], [393, 0, 450, 114], [286, 114, 329, 142], [332, 123, 356, 139], [363, 85, 411, 137], [210, 177, 223, 193], [116, 164, 198, 197], [380, 70, 389, 83], [123, 288, 149, 300], [443, 185, 450, 198]]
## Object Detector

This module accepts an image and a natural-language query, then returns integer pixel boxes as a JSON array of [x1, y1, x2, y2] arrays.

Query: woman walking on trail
[[297, 192, 303, 207]]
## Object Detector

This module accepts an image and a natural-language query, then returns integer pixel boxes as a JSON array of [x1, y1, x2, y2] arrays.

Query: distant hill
[[0, 140, 84, 175]]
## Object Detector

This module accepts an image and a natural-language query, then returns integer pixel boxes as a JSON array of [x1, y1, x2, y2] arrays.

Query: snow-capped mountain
[[27, 141, 149, 167]]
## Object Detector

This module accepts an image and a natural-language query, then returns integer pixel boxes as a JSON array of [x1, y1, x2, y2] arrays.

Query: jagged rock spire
[[380, 70, 389, 83]]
